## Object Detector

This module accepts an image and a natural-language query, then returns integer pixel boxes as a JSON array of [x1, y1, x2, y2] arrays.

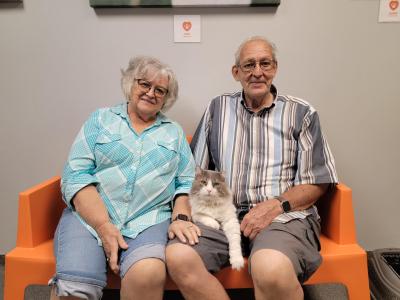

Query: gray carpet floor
[[1, 257, 349, 300]]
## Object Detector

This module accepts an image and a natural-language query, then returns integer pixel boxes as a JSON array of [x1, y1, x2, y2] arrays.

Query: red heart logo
[[389, 0, 399, 10], [182, 21, 192, 32]]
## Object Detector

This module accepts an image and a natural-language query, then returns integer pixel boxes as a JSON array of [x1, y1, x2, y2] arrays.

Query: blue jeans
[[50, 208, 169, 299]]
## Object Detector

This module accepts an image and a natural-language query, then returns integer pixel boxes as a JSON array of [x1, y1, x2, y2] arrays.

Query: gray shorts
[[168, 215, 322, 283]]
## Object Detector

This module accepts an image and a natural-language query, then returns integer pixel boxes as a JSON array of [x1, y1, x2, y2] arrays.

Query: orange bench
[[4, 178, 370, 299]]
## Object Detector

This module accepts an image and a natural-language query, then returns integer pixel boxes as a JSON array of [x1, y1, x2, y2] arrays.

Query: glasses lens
[[260, 60, 273, 71], [242, 62, 256, 72], [138, 80, 151, 91], [154, 87, 168, 98], [137, 79, 168, 98], [240, 60, 275, 72]]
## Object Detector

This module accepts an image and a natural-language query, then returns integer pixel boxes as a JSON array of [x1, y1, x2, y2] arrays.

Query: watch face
[[176, 214, 189, 221], [282, 201, 291, 213]]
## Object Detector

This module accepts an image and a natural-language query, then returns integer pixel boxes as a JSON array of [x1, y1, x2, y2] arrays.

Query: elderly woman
[[49, 56, 198, 300]]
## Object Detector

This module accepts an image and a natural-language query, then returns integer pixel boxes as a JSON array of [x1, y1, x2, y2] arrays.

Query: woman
[[50, 56, 199, 300]]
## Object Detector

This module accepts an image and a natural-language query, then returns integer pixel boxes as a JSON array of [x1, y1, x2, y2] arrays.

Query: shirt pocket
[[156, 140, 179, 175], [94, 133, 132, 168]]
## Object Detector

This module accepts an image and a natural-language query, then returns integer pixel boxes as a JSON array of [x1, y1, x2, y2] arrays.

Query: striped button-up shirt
[[61, 103, 195, 242], [191, 86, 338, 222]]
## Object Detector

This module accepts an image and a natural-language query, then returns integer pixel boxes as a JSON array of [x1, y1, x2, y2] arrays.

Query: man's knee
[[250, 249, 298, 288]]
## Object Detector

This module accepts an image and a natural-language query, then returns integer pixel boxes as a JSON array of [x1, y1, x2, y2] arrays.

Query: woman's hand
[[96, 222, 129, 274], [168, 220, 201, 245]]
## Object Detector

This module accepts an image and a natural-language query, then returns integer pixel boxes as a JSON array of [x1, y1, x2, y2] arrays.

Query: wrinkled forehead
[[140, 65, 169, 83], [239, 40, 274, 62]]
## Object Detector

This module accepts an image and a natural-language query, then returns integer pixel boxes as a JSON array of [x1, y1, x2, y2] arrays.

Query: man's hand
[[168, 220, 201, 245], [240, 199, 282, 240], [96, 222, 128, 274]]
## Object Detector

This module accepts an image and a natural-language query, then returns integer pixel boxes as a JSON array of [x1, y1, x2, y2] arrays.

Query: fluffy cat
[[189, 167, 244, 270]]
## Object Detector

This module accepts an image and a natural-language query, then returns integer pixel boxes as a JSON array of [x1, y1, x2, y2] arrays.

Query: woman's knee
[[166, 243, 210, 289], [166, 243, 199, 273], [123, 258, 166, 289]]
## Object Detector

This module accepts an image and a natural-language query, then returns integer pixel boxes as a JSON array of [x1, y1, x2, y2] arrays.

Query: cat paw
[[230, 256, 245, 270]]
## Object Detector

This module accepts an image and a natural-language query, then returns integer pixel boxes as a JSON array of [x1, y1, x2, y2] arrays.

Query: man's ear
[[232, 65, 240, 81]]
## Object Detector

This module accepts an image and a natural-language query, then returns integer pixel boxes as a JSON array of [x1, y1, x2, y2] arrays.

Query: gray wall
[[1, 0, 399, 254]]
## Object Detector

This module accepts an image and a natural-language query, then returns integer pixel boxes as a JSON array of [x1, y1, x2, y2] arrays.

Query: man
[[166, 36, 338, 300]]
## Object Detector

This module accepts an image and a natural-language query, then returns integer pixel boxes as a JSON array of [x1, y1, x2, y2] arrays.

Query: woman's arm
[[72, 185, 128, 274], [168, 194, 201, 245]]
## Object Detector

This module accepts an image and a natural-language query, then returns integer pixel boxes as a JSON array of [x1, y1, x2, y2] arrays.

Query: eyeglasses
[[238, 59, 276, 73], [135, 79, 168, 99]]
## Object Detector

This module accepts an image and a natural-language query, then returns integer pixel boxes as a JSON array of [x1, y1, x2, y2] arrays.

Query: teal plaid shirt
[[61, 102, 195, 242]]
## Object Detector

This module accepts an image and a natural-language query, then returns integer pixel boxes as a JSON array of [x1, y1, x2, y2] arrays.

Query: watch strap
[[276, 196, 292, 213], [173, 214, 192, 222]]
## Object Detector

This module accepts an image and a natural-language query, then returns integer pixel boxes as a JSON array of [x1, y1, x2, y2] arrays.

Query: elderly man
[[166, 36, 338, 300]]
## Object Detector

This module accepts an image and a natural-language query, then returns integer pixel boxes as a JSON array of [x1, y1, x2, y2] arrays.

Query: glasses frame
[[237, 59, 277, 73], [135, 79, 169, 99]]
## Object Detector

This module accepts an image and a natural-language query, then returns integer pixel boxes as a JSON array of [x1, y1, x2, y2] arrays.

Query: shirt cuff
[[61, 178, 99, 208]]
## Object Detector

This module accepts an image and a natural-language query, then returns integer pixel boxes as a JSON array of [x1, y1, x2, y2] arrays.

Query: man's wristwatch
[[173, 214, 191, 222], [276, 196, 291, 213]]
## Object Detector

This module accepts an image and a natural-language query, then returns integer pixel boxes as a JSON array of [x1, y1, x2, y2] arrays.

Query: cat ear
[[219, 171, 226, 181], [195, 166, 203, 176]]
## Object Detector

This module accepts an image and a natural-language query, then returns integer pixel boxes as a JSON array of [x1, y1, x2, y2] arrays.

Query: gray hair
[[121, 56, 178, 111], [234, 36, 278, 66]]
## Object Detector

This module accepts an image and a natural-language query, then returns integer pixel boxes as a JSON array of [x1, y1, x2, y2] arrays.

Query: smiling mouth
[[249, 82, 266, 88], [140, 98, 157, 105]]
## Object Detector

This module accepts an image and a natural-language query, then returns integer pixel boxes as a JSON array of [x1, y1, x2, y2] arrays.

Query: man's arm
[[190, 104, 213, 170], [240, 183, 329, 240], [279, 183, 330, 211]]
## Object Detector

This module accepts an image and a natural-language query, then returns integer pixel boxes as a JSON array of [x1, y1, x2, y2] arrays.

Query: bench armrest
[[317, 183, 357, 245], [16, 176, 65, 248]]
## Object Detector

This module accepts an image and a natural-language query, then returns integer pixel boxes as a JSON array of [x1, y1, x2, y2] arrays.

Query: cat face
[[190, 167, 230, 199]]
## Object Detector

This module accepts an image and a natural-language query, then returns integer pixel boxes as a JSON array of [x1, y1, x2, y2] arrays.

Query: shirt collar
[[240, 84, 278, 114], [110, 102, 172, 125]]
